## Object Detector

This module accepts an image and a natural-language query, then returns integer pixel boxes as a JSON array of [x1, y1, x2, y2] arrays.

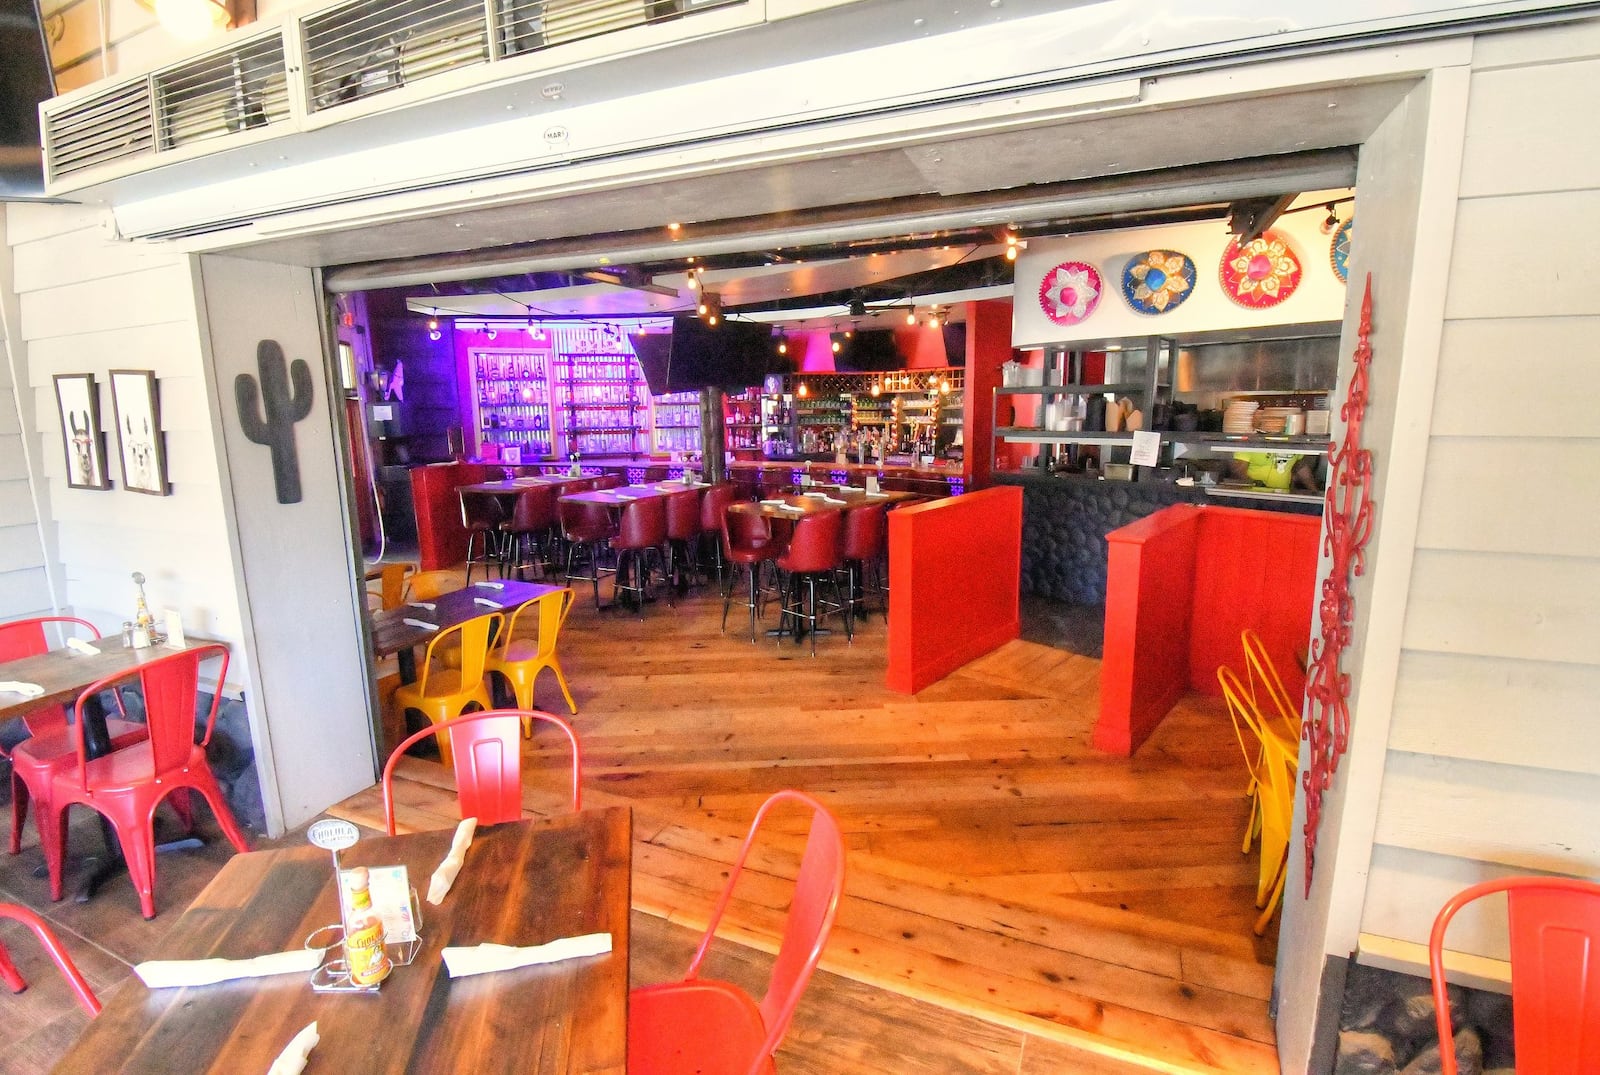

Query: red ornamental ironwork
[[1302, 273, 1376, 897]]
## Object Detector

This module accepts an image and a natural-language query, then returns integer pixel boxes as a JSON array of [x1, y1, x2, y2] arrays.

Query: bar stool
[[559, 498, 617, 610], [504, 486, 558, 580], [698, 483, 737, 582], [775, 509, 849, 656], [611, 496, 668, 615], [757, 466, 791, 500], [721, 506, 784, 643], [459, 490, 506, 584], [641, 465, 671, 482], [839, 502, 888, 630], [663, 488, 704, 593]]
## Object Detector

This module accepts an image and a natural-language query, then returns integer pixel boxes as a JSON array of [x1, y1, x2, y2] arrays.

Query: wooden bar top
[[59, 808, 632, 1074]]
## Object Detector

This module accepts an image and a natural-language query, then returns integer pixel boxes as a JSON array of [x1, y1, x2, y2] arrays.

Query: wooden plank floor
[[340, 569, 1281, 1074]]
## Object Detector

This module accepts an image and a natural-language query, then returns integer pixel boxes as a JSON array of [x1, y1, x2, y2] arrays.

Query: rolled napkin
[[759, 499, 786, 506], [472, 597, 503, 609], [66, 637, 101, 655], [0, 682, 44, 698], [442, 933, 612, 979], [803, 491, 828, 498], [866, 492, 889, 498], [475, 581, 506, 590], [134, 948, 322, 989], [614, 493, 637, 500], [402, 618, 440, 631], [408, 601, 438, 611], [427, 816, 478, 905], [267, 1021, 320, 1075], [821, 497, 847, 505]]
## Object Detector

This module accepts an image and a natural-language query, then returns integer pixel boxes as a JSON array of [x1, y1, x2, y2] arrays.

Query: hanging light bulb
[[428, 327, 442, 341], [777, 336, 788, 355], [686, 274, 699, 291], [1321, 204, 1340, 234], [698, 301, 708, 315], [906, 310, 918, 326], [485, 326, 497, 340], [831, 339, 842, 353], [708, 313, 719, 326], [427, 317, 438, 331], [797, 382, 809, 398], [870, 382, 881, 397]]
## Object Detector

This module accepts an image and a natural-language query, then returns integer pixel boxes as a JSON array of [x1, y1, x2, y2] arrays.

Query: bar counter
[[993, 469, 1320, 606]]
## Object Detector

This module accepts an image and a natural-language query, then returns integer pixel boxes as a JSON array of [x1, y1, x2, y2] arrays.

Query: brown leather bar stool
[[698, 483, 737, 582], [641, 465, 671, 482], [591, 473, 625, 491], [559, 498, 617, 610], [504, 485, 558, 580], [663, 488, 704, 594], [839, 501, 888, 631], [774, 509, 849, 656], [459, 489, 506, 584], [757, 466, 791, 500], [611, 496, 668, 615], [720, 506, 784, 643]]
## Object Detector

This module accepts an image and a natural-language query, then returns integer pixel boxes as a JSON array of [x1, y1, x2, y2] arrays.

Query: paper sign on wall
[[372, 405, 394, 421], [1130, 430, 1161, 467]]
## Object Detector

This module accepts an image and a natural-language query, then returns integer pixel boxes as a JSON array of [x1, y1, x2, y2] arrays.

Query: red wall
[[1095, 505, 1201, 755], [886, 485, 1022, 693], [963, 298, 1013, 489], [1096, 505, 1319, 755]]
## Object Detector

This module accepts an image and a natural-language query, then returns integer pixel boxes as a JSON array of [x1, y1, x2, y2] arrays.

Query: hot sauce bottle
[[343, 867, 392, 986]]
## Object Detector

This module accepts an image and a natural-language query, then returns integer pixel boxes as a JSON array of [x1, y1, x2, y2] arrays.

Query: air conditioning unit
[[40, 0, 766, 196]]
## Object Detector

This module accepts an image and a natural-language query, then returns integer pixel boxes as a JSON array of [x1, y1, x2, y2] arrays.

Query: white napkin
[[803, 492, 828, 498], [472, 597, 503, 609], [426, 817, 478, 905], [866, 492, 889, 499], [821, 497, 847, 505], [442, 933, 612, 979], [759, 499, 786, 506], [134, 948, 322, 988], [66, 637, 101, 655], [402, 618, 439, 631], [267, 1021, 320, 1075], [0, 682, 44, 698], [614, 493, 637, 500], [408, 601, 437, 611], [475, 582, 506, 590]]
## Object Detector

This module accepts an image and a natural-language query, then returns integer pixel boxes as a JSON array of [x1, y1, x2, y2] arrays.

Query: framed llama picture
[[52, 373, 110, 490], [109, 370, 170, 496]]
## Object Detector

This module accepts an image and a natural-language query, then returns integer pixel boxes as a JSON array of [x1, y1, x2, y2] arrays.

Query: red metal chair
[[628, 790, 845, 1075], [774, 510, 849, 656], [721, 507, 783, 644], [611, 496, 669, 613], [1, 618, 145, 855], [40, 644, 251, 920], [0, 902, 101, 1016], [1430, 875, 1600, 1075], [380, 709, 581, 835]]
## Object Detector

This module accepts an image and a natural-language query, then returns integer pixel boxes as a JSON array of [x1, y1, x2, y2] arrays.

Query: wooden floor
[[338, 569, 1282, 1073]]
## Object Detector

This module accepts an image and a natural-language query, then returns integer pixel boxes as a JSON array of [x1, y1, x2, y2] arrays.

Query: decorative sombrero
[[1038, 261, 1103, 326], [1219, 230, 1302, 308], [1121, 250, 1195, 315], [1329, 219, 1352, 282]]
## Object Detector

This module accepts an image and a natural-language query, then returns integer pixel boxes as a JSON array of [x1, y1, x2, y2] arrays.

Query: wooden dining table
[[369, 578, 564, 683], [728, 488, 906, 521], [58, 807, 632, 1074]]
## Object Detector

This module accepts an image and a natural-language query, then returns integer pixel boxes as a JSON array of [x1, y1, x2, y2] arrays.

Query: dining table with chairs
[[368, 578, 565, 684]]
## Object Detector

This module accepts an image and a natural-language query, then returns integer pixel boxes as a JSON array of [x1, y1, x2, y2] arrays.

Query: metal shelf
[[994, 382, 1144, 396], [996, 428, 1133, 444], [1203, 486, 1325, 505]]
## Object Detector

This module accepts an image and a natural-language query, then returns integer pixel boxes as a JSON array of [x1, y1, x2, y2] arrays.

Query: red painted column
[[962, 298, 1013, 489]]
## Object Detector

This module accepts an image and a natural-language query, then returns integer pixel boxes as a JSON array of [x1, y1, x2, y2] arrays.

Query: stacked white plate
[[1256, 407, 1303, 435], [1223, 400, 1259, 434]]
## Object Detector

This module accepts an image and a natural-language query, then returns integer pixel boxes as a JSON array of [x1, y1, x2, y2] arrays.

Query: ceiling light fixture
[[797, 381, 809, 397], [905, 310, 917, 326], [777, 335, 788, 356], [1321, 203, 1341, 234], [485, 326, 497, 340]]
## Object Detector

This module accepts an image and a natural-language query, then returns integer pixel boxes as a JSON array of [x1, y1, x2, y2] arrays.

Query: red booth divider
[[411, 462, 489, 570], [886, 486, 1021, 694], [1096, 504, 1320, 755]]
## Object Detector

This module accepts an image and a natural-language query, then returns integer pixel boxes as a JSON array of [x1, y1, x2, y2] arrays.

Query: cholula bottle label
[[344, 867, 392, 986]]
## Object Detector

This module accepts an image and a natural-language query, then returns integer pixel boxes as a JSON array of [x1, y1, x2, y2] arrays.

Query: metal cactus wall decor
[[236, 339, 314, 504], [1301, 273, 1377, 896]]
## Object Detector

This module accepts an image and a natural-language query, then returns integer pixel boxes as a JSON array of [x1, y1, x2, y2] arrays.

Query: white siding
[[0, 218, 55, 622], [1359, 40, 1600, 958], [5, 203, 250, 645]]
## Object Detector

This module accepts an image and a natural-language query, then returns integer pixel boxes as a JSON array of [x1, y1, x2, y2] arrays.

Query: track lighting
[[485, 326, 497, 340]]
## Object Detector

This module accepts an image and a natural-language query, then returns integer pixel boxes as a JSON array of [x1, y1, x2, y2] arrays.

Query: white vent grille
[[156, 37, 291, 151], [43, 80, 156, 181], [303, 0, 490, 113], [497, 0, 742, 58]]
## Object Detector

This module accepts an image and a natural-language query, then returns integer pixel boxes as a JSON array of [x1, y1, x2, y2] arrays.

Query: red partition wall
[[886, 485, 1021, 694], [1096, 504, 1320, 755], [1186, 508, 1321, 699], [411, 461, 488, 570], [1095, 505, 1201, 755]]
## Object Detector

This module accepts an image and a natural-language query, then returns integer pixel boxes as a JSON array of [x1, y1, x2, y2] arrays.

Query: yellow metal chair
[[408, 570, 455, 602], [1240, 628, 1302, 739], [486, 589, 578, 732], [391, 614, 499, 768], [1218, 664, 1298, 934], [367, 563, 416, 611]]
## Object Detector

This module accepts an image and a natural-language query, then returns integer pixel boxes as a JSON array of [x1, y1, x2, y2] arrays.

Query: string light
[[906, 310, 917, 326], [485, 326, 497, 340], [777, 336, 788, 355], [797, 382, 809, 397], [427, 311, 441, 341]]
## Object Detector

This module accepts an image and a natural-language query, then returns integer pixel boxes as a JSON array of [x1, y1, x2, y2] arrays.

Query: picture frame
[[109, 369, 171, 496], [52, 373, 110, 490]]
